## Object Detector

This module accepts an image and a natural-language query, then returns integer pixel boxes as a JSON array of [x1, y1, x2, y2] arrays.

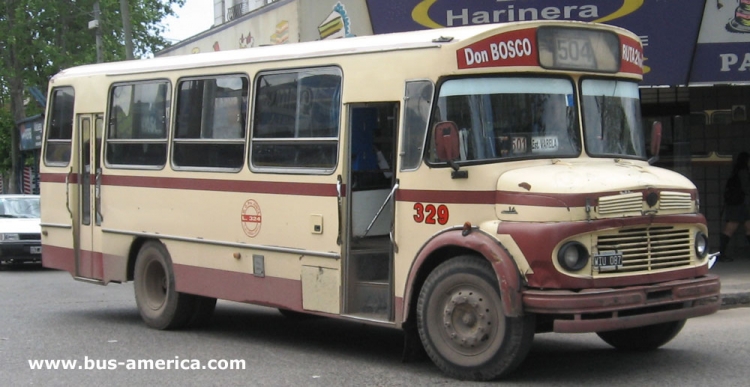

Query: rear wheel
[[596, 320, 686, 351], [417, 256, 534, 381], [133, 241, 195, 330]]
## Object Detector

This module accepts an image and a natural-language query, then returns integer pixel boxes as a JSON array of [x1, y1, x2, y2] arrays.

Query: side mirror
[[433, 121, 460, 162], [648, 121, 662, 165]]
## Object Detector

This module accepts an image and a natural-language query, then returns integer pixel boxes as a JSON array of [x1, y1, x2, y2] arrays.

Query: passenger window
[[106, 81, 170, 167], [251, 67, 341, 172], [44, 87, 75, 166], [173, 75, 248, 170]]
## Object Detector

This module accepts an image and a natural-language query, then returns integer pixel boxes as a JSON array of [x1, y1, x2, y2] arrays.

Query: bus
[[41, 20, 721, 380]]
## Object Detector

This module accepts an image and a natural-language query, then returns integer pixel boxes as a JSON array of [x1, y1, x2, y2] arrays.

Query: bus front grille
[[596, 192, 642, 217], [595, 226, 692, 273], [658, 191, 692, 211], [596, 191, 693, 218]]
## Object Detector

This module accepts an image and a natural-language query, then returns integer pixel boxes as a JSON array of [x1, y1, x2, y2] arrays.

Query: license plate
[[593, 251, 622, 272], [30, 246, 42, 254]]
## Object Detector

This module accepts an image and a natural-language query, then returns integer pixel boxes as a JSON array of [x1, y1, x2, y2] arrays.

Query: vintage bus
[[41, 20, 720, 380]]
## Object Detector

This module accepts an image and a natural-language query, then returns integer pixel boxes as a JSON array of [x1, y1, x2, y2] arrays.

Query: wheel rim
[[142, 258, 168, 311], [428, 279, 506, 366]]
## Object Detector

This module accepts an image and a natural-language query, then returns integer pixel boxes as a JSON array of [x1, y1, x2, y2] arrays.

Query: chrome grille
[[597, 192, 642, 216], [659, 191, 692, 211], [595, 226, 692, 273], [20, 233, 41, 241]]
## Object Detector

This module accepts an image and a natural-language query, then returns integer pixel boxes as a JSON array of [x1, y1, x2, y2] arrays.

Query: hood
[[495, 159, 697, 221], [0, 218, 41, 234], [498, 159, 694, 194]]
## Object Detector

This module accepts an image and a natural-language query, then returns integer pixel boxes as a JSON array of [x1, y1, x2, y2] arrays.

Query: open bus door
[[344, 103, 399, 321], [74, 114, 104, 281]]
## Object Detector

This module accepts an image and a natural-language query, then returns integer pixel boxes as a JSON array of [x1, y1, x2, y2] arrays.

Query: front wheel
[[417, 256, 534, 381], [596, 320, 686, 351]]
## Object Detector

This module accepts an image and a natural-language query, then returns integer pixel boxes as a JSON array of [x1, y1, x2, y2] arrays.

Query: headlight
[[695, 232, 708, 258], [0, 233, 20, 241], [557, 241, 589, 271], [0, 234, 19, 242]]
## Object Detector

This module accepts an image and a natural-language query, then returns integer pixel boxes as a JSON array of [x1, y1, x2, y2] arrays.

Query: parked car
[[0, 195, 41, 266]]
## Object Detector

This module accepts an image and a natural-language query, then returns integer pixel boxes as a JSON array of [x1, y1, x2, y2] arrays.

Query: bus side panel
[[100, 179, 341, 313], [40, 175, 77, 275]]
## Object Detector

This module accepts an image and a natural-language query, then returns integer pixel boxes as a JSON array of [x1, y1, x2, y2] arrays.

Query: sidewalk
[[710, 257, 750, 309]]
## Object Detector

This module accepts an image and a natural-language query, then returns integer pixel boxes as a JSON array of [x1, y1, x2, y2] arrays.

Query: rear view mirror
[[648, 121, 662, 165], [650, 121, 662, 157], [434, 121, 460, 162]]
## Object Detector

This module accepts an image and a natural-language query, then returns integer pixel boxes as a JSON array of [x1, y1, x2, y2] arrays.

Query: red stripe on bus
[[397, 189, 694, 208], [40, 172, 79, 184], [173, 264, 303, 310], [396, 189, 496, 204], [39, 172, 341, 197], [42, 245, 105, 280], [42, 244, 76, 274], [397, 189, 590, 207], [100, 175, 338, 196]]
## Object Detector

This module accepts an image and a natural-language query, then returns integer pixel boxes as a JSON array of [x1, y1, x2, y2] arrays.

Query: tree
[[0, 0, 185, 193]]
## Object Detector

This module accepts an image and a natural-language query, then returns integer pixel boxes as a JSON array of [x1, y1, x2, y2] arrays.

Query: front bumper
[[522, 274, 721, 333], [0, 242, 43, 264]]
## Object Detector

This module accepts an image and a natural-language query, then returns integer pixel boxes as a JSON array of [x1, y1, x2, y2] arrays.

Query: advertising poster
[[365, 0, 709, 86]]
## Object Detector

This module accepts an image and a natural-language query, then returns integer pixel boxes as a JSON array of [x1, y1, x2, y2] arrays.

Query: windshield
[[0, 197, 41, 218], [582, 79, 645, 158], [427, 77, 580, 164]]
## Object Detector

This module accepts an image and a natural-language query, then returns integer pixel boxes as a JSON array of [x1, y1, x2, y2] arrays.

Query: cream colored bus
[[41, 21, 720, 380]]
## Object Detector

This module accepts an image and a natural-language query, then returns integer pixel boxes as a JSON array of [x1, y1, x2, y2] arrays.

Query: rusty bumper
[[522, 274, 721, 333]]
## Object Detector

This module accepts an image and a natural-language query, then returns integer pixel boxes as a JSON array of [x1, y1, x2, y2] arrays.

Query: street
[[1, 266, 748, 386]]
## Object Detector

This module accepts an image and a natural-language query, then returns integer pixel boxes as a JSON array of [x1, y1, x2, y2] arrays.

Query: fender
[[401, 228, 524, 325]]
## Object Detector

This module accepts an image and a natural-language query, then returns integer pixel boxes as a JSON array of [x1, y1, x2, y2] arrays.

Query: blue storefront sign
[[365, 0, 750, 86], [17, 115, 44, 151], [690, 0, 750, 84]]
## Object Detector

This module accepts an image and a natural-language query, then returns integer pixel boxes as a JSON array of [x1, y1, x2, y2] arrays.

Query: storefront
[[11, 115, 43, 194]]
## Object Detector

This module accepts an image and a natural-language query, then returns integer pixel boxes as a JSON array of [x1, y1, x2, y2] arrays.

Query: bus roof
[[51, 21, 639, 82]]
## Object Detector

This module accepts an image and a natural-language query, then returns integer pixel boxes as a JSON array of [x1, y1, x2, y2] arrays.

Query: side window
[[251, 67, 341, 172], [173, 75, 248, 170], [106, 81, 170, 167], [44, 87, 75, 165], [401, 81, 433, 171]]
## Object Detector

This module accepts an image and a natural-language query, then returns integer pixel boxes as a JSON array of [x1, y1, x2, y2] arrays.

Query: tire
[[417, 256, 534, 381], [133, 241, 195, 330], [597, 319, 686, 351]]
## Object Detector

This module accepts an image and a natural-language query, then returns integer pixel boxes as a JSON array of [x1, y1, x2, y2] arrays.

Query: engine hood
[[495, 159, 697, 221], [499, 159, 694, 194]]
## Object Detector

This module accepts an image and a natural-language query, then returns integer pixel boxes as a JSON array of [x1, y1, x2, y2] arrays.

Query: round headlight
[[695, 232, 708, 258], [557, 242, 589, 271]]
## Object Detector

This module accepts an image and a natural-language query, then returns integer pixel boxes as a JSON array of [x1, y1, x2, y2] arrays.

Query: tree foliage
[[0, 107, 13, 172], [0, 0, 185, 192]]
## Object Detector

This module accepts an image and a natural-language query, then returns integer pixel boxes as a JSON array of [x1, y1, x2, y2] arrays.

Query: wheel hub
[[442, 290, 494, 350]]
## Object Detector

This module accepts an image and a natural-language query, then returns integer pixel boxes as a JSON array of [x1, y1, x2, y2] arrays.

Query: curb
[[720, 292, 750, 309]]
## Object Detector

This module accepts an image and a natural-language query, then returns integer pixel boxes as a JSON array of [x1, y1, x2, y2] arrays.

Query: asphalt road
[[1, 266, 748, 386]]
